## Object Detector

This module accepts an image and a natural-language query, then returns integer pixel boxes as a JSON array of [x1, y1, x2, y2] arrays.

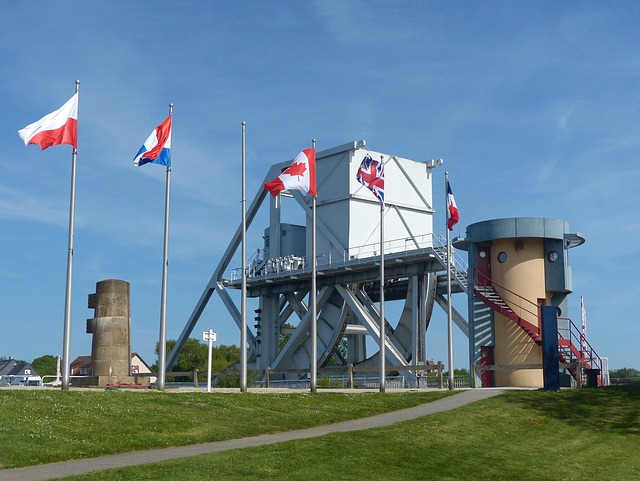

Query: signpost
[[202, 329, 217, 392]]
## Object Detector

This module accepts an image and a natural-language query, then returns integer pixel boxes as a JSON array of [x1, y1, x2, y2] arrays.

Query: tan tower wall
[[491, 237, 546, 387]]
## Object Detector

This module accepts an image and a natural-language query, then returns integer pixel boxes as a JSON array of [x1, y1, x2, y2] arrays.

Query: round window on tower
[[548, 251, 558, 263], [498, 252, 507, 263]]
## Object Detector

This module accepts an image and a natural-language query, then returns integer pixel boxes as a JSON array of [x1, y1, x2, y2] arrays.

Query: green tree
[[279, 323, 294, 352], [177, 338, 208, 372], [327, 338, 348, 365], [609, 367, 640, 379], [155, 338, 207, 373], [154, 340, 242, 379], [31, 355, 57, 377], [211, 344, 240, 371]]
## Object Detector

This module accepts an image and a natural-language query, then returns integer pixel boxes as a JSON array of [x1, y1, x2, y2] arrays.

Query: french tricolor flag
[[447, 181, 459, 231], [133, 115, 172, 167]]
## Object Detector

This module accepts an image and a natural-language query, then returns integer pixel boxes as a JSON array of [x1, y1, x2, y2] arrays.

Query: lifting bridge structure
[[166, 140, 469, 385]]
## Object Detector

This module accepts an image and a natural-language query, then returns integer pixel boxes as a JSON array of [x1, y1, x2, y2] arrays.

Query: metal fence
[[256, 374, 470, 390], [128, 364, 474, 390], [227, 233, 439, 283]]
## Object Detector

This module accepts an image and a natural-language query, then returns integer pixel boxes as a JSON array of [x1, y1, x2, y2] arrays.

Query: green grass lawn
[[60, 386, 640, 481], [0, 388, 455, 469]]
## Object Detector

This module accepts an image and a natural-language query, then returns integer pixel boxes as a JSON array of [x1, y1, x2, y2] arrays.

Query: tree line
[[152, 339, 240, 375], [27, 339, 241, 381], [25, 353, 640, 382]]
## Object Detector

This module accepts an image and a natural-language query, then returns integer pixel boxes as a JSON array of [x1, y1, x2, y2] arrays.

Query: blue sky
[[1, 2, 638, 371]]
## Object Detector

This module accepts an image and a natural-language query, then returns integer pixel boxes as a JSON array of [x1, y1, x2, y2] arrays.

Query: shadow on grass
[[501, 385, 640, 434]]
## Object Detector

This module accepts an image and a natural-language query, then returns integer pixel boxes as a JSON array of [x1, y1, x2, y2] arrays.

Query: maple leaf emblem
[[285, 161, 307, 180]]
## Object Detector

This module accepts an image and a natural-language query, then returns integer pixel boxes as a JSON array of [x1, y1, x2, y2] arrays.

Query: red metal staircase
[[472, 269, 603, 386]]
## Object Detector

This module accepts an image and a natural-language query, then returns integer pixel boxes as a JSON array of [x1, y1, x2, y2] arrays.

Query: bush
[[609, 367, 640, 379]]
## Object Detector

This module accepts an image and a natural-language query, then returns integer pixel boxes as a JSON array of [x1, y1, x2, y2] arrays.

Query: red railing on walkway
[[558, 317, 603, 375], [473, 269, 540, 339], [473, 269, 603, 386]]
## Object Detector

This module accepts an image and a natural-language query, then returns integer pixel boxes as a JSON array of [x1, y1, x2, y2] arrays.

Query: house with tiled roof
[[70, 356, 91, 376], [131, 352, 156, 384], [0, 358, 42, 386], [70, 353, 156, 384]]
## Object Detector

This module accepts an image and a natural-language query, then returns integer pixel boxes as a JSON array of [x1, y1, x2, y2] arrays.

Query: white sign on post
[[203, 329, 217, 392], [203, 329, 217, 342]]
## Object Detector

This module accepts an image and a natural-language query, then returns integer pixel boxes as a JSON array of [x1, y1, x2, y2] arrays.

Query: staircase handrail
[[434, 234, 469, 274], [473, 269, 603, 386], [558, 317, 603, 373], [473, 269, 541, 332]]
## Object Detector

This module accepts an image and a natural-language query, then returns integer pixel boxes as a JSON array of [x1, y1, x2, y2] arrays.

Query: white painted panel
[[306, 142, 437, 261]]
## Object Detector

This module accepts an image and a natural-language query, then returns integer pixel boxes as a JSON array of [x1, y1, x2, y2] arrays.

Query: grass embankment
[[65, 386, 640, 481], [0, 389, 455, 469]]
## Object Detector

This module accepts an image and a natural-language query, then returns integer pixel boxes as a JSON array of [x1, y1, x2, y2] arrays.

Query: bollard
[[266, 367, 270, 388], [348, 364, 354, 389], [194, 368, 198, 388], [471, 362, 477, 388], [576, 362, 583, 387], [437, 362, 444, 389]]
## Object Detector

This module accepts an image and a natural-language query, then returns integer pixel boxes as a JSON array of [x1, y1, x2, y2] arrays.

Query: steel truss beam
[[271, 286, 335, 370], [335, 284, 409, 367], [166, 161, 289, 370]]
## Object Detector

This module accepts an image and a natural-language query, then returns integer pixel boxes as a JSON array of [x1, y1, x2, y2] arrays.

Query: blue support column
[[541, 306, 560, 391]]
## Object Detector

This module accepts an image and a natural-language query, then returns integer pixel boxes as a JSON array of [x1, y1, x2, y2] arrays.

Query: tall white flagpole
[[61, 79, 79, 391], [379, 155, 386, 393], [445, 171, 455, 390], [241, 122, 248, 392], [157, 103, 173, 392], [310, 139, 317, 393]]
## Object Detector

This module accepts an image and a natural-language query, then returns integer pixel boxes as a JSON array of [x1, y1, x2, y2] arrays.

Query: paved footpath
[[0, 388, 510, 481]]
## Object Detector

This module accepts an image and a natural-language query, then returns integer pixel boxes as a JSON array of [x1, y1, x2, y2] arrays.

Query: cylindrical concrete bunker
[[86, 279, 132, 382]]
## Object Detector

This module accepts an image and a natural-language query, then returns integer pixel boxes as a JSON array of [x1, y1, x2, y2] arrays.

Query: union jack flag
[[356, 154, 384, 205]]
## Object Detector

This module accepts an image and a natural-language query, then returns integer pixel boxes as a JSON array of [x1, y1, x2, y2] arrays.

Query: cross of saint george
[[359, 165, 383, 189]]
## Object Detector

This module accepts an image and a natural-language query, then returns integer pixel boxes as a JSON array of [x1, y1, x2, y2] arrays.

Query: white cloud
[[0, 184, 68, 227]]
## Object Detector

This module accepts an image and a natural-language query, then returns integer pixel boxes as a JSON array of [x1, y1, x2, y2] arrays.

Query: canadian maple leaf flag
[[264, 148, 316, 197]]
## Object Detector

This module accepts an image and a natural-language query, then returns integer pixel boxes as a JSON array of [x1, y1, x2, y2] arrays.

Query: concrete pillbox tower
[[85, 279, 143, 386]]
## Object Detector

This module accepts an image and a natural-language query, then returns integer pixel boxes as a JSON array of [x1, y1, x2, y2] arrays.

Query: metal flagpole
[[445, 171, 455, 390], [157, 103, 173, 392], [61, 79, 80, 391], [310, 139, 317, 392], [581, 296, 587, 356], [240, 122, 248, 392], [379, 156, 386, 393]]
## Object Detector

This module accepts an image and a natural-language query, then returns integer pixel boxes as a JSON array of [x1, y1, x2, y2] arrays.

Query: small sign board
[[203, 329, 217, 342]]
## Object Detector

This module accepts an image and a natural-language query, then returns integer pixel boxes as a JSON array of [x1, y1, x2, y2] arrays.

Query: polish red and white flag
[[264, 148, 316, 197], [18, 92, 78, 150]]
